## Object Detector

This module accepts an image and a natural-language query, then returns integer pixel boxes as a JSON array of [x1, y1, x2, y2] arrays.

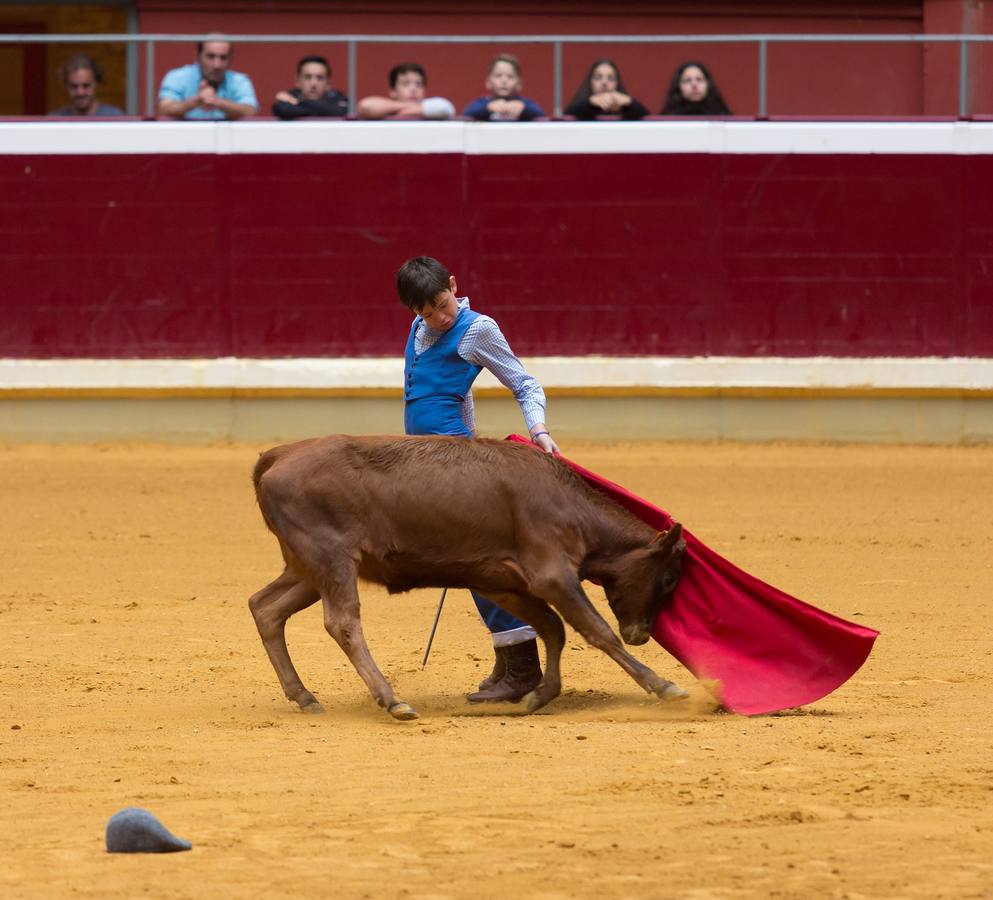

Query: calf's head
[[602, 524, 686, 645]]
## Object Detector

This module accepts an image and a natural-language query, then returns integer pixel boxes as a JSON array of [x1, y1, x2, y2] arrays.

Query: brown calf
[[249, 435, 688, 719]]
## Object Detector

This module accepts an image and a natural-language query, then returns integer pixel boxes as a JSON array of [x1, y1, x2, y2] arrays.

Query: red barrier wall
[[2, 148, 992, 359]]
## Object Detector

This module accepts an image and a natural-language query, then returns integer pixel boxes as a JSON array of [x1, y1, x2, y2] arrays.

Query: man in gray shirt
[[49, 55, 124, 117]]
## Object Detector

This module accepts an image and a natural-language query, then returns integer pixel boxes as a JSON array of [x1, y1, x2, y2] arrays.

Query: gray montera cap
[[105, 807, 192, 853]]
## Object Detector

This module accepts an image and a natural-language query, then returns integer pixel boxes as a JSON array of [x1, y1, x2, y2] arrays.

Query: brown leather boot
[[466, 639, 542, 703], [475, 646, 507, 692]]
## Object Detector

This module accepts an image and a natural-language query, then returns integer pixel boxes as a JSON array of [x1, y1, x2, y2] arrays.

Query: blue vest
[[404, 307, 483, 437]]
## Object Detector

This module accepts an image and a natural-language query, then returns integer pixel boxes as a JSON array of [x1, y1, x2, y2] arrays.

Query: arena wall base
[[3, 395, 992, 445]]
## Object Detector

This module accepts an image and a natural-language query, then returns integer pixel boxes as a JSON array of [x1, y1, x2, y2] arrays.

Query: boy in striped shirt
[[397, 256, 559, 702]]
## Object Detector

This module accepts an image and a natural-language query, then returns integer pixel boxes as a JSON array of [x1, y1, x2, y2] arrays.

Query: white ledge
[[2, 356, 992, 391], [4, 120, 993, 155]]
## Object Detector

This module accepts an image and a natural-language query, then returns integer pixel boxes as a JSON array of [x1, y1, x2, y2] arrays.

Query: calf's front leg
[[319, 562, 419, 721], [541, 575, 688, 703]]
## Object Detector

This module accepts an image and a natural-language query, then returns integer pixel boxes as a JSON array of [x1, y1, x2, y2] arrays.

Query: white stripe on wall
[[3, 357, 992, 391], [4, 121, 993, 156]]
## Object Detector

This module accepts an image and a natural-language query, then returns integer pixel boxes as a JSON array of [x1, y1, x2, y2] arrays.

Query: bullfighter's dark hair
[[396, 257, 451, 312], [60, 54, 103, 84], [298, 55, 331, 76], [389, 62, 426, 88]]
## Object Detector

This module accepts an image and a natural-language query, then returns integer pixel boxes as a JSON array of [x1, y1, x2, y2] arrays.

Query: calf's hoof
[[293, 691, 324, 713], [523, 686, 559, 714], [658, 682, 689, 701], [388, 701, 419, 721]]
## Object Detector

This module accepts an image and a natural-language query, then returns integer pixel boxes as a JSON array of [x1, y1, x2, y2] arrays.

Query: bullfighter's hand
[[533, 432, 560, 455], [275, 91, 299, 105]]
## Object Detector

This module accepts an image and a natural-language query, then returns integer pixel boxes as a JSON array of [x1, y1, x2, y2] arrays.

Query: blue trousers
[[470, 590, 536, 647]]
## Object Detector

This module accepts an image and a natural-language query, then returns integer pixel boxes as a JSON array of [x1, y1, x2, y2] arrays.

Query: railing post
[[758, 38, 768, 118], [347, 40, 357, 115], [125, 8, 139, 115], [145, 39, 155, 118], [553, 40, 562, 117], [959, 38, 969, 118]]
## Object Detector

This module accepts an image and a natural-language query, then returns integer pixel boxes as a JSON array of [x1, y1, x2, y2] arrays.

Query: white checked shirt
[[412, 297, 546, 435]]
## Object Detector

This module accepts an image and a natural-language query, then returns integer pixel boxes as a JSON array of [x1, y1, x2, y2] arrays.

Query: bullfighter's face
[[605, 525, 686, 645], [418, 277, 459, 332]]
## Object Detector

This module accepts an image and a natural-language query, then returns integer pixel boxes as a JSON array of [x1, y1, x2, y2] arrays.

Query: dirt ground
[[2, 439, 992, 899]]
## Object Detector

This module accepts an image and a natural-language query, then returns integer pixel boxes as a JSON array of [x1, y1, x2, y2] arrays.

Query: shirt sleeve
[[274, 93, 348, 119], [421, 96, 455, 119], [462, 97, 492, 120], [519, 97, 546, 120], [564, 98, 597, 120], [229, 73, 259, 110], [459, 316, 546, 432], [623, 98, 649, 120], [158, 67, 188, 102]]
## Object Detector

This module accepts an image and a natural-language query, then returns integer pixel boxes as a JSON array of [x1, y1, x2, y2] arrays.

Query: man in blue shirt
[[158, 36, 258, 121]]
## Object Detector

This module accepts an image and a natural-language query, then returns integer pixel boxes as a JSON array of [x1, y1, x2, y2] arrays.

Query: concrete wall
[[4, 394, 992, 444]]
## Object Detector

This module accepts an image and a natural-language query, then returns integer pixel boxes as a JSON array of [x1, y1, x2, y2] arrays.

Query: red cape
[[507, 436, 879, 715]]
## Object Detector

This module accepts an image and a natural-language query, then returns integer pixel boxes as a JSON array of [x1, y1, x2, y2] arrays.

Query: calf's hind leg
[[486, 591, 567, 714], [248, 568, 323, 712]]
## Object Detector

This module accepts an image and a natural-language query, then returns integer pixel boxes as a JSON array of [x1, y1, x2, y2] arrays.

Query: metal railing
[[3, 31, 993, 118]]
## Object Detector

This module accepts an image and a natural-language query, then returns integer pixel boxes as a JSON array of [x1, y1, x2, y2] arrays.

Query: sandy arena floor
[[2, 439, 992, 899]]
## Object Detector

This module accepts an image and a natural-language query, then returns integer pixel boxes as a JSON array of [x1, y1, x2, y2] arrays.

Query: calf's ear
[[652, 523, 683, 553]]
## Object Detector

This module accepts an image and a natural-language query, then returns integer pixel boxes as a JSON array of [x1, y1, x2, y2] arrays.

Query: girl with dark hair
[[661, 61, 732, 116], [564, 59, 648, 120]]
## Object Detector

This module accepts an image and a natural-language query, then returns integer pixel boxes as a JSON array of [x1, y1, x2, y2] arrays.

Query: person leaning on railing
[[355, 62, 455, 120], [564, 59, 648, 120], [463, 53, 545, 122], [157, 34, 258, 121], [660, 61, 731, 116], [272, 55, 348, 120]]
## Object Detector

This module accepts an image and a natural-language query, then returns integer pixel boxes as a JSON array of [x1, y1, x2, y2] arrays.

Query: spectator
[[355, 62, 455, 120], [49, 55, 124, 117], [272, 55, 349, 119], [157, 35, 258, 120], [564, 59, 648, 120], [660, 61, 732, 116], [463, 54, 545, 121]]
